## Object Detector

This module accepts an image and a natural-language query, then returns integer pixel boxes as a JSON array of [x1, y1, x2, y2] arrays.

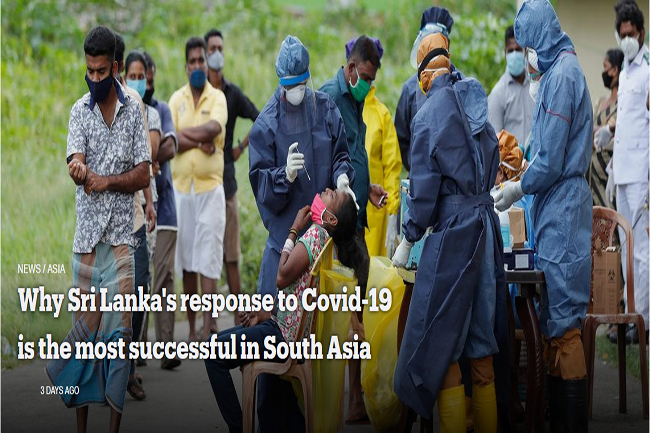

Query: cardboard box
[[591, 248, 623, 314], [508, 207, 527, 248]]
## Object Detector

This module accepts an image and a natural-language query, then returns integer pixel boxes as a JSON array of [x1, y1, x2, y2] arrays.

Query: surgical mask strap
[[350, 66, 363, 88], [422, 67, 449, 74], [500, 160, 518, 172], [418, 48, 449, 78]]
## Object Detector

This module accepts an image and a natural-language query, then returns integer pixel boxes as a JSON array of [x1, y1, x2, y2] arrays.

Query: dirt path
[[1, 314, 646, 432]]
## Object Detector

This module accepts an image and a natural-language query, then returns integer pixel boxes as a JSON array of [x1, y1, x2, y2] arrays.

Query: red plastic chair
[[583, 206, 648, 419]]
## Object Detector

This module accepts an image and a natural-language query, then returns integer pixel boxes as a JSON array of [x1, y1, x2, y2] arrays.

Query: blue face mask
[[85, 73, 114, 103], [126, 78, 146, 99], [190, 69, 206, 89], [506, 51, 525, 77]]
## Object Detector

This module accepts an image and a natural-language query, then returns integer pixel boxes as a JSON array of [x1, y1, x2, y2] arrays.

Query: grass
[[1, 0, 515, 368], [595, 334, 645, 382]]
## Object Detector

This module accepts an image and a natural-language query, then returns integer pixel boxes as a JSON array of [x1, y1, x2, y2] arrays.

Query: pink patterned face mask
[[310, 193, 334, 224]]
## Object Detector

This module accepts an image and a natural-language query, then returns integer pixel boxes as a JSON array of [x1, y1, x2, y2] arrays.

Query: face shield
[[410, 22, 450, 68], [278, 73, 317, 135], [525, 48, 540, 80], [525, 48, 542, 101]]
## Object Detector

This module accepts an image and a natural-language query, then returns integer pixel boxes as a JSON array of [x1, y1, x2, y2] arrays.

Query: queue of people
[[47, 0, 648, 432]]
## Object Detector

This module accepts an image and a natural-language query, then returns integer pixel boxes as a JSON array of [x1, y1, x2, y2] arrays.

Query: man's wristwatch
[[237, 139, 245, 153]]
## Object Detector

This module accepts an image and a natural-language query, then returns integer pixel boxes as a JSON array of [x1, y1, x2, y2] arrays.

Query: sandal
[[135, 372, 144, 385], [127, 379, 146, 401]]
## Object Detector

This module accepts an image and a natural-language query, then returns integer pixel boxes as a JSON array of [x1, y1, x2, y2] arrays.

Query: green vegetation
[[2, 0, 515, 366], [595, 334, 644, 382]]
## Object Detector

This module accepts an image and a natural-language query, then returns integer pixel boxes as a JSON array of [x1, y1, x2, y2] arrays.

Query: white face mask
[[285, 84, 306, 106], [619, 35, 641, 61], [529, 80, 541, 101]]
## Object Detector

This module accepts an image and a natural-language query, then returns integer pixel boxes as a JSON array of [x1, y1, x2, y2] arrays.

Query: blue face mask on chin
[[190, 69, 206, 89], [126, 78, 146, 99], [506, 51, 525, 77]]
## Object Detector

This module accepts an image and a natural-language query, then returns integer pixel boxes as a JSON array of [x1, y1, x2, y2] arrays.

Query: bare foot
[[189, 333, 198, 342], [345, 396, 368, 423]]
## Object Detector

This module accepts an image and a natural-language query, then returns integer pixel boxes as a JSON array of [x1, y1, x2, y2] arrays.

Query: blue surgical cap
[[276, 35, 310, 86], [420, 7, 454, 33]]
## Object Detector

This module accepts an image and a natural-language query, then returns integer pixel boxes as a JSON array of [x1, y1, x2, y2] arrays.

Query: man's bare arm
[[68, 153, 87, 185], [177, 130, 198, 153], [180, 120, 221, 143], [143, 185, 156, 232], [233, 132, 251, 161], [149, 129, 161, 165], [178, 120, 221, 155], [85, 162, 149, 194], [157, 135, 176, 163]]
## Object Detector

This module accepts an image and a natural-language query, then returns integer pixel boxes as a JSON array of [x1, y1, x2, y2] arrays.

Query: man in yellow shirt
[[346, 37, 402, 257], [169, 37, 228, 341]]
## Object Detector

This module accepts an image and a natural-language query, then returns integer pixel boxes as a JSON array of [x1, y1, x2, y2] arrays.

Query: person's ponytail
[[331, 194, 370, 298]]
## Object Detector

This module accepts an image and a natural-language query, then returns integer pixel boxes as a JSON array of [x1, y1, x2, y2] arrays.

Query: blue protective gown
[[395, 65, 463, 171], [394, 73, 509, 418], [248, 86, 354, 296], [394, 74, 426, 171], [515, 0, 592, 338]]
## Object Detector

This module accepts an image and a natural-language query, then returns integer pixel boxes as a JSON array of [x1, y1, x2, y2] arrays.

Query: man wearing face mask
[[320, 34, 388, 424], [395, 6, 456, 171], [248, 34, 354, 431], [47, 26, 150, 433], [169, 36, 228, 342], [343, 36, 402, 259], [141, 51, 182, 370], [204, 29, 260, 325], [488, 25, 535, 145], [494, 1, 593, 431], [607, 0, 649, 344], [114, 33, 157, 379]]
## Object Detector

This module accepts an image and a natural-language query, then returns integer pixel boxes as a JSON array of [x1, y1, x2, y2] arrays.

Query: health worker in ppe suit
[[249, 35, 355, 298], [248, 35, 354, 431], [392, 33, 509, 433], [494, 1, 593, 431], [395, 6, 457, 171]]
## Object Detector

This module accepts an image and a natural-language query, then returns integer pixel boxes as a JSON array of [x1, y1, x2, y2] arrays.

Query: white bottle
[[499, 210, 512, 253]]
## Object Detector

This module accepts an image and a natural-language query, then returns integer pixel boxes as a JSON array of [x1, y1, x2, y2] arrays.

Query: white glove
[[594, 125, 612, 151], [494, 181, 524, 212], [285, 142, 304, 183], [606, 170, 615, 205], [337, 174, 359, 210], [391, 238, 413, 268], [385, 214, 399, 257]]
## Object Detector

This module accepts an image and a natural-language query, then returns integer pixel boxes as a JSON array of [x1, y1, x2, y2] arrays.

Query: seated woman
[[204, 188, 366, 433]]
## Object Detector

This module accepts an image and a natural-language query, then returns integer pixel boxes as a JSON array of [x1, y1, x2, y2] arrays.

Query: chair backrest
[[293, 238, 334, 353], [591, 206, 635, 313]]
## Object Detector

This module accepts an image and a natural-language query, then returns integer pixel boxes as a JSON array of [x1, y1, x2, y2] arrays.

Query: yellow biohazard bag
[[312, 262, 356, 433], [360, 256, 405, 432]]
